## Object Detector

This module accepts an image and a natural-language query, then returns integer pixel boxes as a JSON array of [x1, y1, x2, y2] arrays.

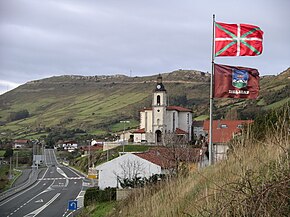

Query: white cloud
[[0, 0, 289, 86], [0, 80, 21, 95]]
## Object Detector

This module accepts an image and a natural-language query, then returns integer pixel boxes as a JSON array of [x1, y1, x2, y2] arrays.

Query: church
[[133, 75, 192, 144]]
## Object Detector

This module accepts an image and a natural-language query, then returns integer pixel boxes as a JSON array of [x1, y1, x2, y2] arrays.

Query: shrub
[[7, 109, 29, 122], [84, 187, 116, 207]]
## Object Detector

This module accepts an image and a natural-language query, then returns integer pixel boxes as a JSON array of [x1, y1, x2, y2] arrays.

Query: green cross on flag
[[215, 22, 263, 57]]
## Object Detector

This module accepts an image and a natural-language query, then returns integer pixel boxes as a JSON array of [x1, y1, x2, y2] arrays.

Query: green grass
[[264, 97, 290, 110], [110, 119, 139, 132], [120, 145, 151, 152], [88, 129, 108, 135], [92, 202, 116, 217], [257, 98, 266, 106], [78, 201, 116, 217], [0, 150, 5, 157], [194, 115, 209, 121]]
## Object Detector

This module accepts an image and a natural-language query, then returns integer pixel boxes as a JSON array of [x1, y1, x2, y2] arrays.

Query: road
[[0, 149, 86, 217]]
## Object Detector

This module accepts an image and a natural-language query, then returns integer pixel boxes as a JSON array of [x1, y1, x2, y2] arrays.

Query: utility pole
[[16, 151, 18, 169], [9, 156, 12, 180], [120, 121, 130, 154], [88, 140, 91, 171]]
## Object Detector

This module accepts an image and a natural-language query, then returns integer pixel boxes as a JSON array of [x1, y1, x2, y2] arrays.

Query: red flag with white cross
[[215, 22, 263, 57]]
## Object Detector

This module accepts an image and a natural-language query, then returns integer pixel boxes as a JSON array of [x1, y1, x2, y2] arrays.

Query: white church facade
[[133, 75, 192, 144]]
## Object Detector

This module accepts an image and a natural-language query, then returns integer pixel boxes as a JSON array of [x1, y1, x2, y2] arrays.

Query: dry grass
[[110, 105, 289, 217]]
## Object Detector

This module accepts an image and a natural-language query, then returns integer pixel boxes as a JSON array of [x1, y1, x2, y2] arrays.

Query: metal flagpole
[[209, 14, 215, 165]]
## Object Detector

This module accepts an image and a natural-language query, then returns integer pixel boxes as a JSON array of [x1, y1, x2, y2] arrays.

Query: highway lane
[[0, 149, 86, 217]]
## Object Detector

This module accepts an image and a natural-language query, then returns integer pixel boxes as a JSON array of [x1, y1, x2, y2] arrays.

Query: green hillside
[[108, 105, 290, 217], [0, 68, 289, 140]]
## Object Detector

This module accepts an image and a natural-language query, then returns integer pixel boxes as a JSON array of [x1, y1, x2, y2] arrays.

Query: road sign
[[88, 167, 97, 179], [68, 200, 78, 211]]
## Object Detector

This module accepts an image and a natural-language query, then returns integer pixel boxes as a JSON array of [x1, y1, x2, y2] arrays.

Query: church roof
[[133, 128, 146, 133], [140, 107, 152, 112], [167, 106, 192, 112], [140, 106, 191, 112]]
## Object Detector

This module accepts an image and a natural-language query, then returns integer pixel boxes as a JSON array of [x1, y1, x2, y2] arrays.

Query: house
[[203, 120, 253, 161], [14, 139, 31, 148], [95, 153, 162, 189], [134, 147, 206, 173], [62, 140, 78, 152], [95, 147, 207, 189], [133, 75, 192, 144], [192, 121, 206, 139]]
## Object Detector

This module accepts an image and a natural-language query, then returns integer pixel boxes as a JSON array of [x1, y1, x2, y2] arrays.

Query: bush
[[8, 109, 29, 122], [84, 187, 116, 207]]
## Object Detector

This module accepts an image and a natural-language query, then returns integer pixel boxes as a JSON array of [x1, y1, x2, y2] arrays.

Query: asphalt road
[[0, 149, 86, 217]]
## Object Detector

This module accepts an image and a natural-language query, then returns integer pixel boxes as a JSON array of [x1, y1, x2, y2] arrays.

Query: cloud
[[0, 80, 21, 95], [0, 0, 289, 87]]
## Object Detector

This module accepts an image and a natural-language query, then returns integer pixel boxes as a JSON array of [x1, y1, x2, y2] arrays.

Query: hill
[[0, 68, 289, 140], [107, 105, 289, 217]]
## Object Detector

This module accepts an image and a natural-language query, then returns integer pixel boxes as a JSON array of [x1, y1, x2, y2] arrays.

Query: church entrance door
[[155, 130, 162, 144]]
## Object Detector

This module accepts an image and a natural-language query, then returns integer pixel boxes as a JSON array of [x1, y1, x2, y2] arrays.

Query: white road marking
[[6, 179, 56, 215], [35, 199, 43, 203], [23, 193, 61, 217], [0, 165, 51, 207]]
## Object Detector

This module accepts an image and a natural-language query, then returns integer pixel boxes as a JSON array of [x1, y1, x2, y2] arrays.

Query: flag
[[215, 22, 263, 57], [214, 63, 259, 99]]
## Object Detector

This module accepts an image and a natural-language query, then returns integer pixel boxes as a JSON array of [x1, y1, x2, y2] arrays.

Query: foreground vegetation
[[107, 104, 289, 217]]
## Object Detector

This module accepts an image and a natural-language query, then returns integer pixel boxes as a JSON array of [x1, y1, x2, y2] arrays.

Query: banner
[[214, 63, 259, 99], [215, 22, 263, 56]]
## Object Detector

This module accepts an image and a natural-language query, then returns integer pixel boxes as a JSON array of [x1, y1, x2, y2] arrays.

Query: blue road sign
[[68, 200, 78, 211]]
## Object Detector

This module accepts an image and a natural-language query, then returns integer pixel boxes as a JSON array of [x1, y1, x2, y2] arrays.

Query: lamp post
[[120, 120, 130, 153]]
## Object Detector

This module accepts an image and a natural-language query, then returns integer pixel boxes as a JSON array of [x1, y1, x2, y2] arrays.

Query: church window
[[187, 113, 189, 124], [157, 95, 160, 105], [157, 118, 160, 126], [157, 109, 160, 112]]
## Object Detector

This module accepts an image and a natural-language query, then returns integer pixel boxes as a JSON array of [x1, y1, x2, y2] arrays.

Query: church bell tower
[[152, 74, 167, 144]]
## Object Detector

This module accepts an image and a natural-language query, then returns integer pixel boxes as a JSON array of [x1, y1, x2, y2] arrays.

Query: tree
[[8, 109, 29, 122], [116, 159, 147, 188], [4, 147, 13, 158]]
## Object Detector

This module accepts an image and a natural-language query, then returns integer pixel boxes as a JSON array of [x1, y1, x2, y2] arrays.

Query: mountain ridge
[[0, 68, 289, 139]]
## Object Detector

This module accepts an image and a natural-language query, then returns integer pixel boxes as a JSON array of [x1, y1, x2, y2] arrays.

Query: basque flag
[[215, 22, 263, 57], [214, 63, 260, 99]]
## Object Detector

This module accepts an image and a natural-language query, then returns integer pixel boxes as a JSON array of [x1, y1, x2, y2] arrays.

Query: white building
[[95, 153, 161, 189], [133, 75, 192, 144]]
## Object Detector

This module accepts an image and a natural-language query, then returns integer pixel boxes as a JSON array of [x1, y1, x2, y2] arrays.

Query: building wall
[[178, 112, 192, 141], [96, 153, 161, 189], [140, 111, 145, 129], [133, 133, 146, 143], [214, 144, 229, 162]]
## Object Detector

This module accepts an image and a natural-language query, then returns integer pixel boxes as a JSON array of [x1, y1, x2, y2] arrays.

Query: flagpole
[[209, 14, 215, 166]]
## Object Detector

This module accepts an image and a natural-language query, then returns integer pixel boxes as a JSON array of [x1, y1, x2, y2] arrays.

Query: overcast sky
[[0, 0, 289, 95]]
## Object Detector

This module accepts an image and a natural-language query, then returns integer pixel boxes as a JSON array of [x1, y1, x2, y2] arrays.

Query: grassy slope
[[0, 70, 210, 139], [0, 68, 289, 139], [110, 106, 289, 217]]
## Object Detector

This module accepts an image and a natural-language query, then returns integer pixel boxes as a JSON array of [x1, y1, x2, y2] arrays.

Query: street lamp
[[120, 120, 130, 153]]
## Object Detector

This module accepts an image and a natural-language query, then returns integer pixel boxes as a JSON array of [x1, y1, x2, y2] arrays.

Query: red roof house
[[203, 120, 253, 144]]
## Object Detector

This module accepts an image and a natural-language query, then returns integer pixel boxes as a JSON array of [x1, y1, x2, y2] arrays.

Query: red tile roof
[[140, 106, 192, 112], [135, 147, 202, 169], [203, 120, 253, 143], [14, 139, 30, 144], [175, 128, 188, 134], [167, 106, 192, 112], [133, 128, 146, 133], [140, 107, 152, 112]]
